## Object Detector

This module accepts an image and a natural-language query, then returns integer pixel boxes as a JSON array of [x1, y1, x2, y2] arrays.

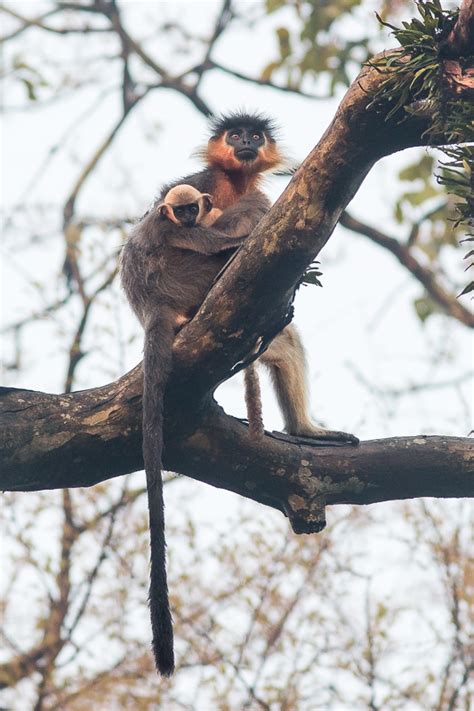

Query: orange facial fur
[[256, 142, 282, 172], [206, 135, 282, 174], [203, 135, 283, 209], [206, 139, 245, 172]]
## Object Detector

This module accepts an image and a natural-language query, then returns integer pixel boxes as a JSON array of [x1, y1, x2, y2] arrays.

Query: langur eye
[[190, 204, 199, 214], [230, 132, 240, 140], [253, 133, 261, 141]]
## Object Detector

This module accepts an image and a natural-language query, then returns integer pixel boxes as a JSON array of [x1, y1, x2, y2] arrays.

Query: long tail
[[244, 363, 264, 438], [142, 314, 176, 677]]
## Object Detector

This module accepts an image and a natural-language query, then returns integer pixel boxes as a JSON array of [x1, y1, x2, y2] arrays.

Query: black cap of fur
[[209, 111, 278, 142]]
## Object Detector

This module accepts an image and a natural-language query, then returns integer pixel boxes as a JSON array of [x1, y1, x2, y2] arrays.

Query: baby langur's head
[[159, 185, 214, 227]]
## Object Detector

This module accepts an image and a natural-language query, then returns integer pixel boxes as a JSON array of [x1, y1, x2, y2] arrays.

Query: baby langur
[[120, 183, 269, 677]]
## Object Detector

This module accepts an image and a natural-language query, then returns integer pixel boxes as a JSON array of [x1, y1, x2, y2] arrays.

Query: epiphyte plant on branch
[[370, 0, 474, 294]]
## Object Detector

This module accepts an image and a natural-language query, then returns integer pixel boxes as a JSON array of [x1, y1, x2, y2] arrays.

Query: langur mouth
[[236, 149, 257, 161]]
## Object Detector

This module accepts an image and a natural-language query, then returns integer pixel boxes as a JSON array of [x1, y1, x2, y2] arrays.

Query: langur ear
[[202, 194, 213, 213]]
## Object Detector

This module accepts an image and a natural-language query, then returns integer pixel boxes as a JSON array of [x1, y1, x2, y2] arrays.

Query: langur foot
[[270, 428, 359, 447]]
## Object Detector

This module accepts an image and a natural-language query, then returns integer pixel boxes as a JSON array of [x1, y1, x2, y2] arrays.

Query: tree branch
[[0, 380, 472, 534], [440, 0, 474, 96]]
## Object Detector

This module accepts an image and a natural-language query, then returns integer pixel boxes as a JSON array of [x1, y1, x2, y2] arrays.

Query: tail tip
[[157, 655, 175, 678], [154, 642, 175, 678]]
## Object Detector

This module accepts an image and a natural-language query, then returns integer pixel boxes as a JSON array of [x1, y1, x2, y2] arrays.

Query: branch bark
[[440, 0, 474, 97], [1, 54, 473, 532], [1, 379, 472, 535], [441, 0, 474, 57]]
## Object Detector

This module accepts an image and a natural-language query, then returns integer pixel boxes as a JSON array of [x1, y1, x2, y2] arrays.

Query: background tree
[[0, 1, 472, 708]]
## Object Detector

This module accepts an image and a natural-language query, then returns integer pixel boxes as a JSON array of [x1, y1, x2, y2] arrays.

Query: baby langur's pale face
[[159, 184, 221, 227], [170, 200, 201, 227]]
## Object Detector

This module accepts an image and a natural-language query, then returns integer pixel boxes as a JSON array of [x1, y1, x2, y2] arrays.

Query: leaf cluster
[[263, 0, 373, 94], [369, 0, 474, 295]]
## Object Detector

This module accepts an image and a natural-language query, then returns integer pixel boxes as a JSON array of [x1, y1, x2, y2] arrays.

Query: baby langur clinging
[[120, 182, 270, 677]]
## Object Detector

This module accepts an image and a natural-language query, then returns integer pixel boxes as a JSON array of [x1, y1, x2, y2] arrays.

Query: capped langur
[[121, 111, 358, 678], [120, 183, 269, 676], [164, 111, 358, 442]]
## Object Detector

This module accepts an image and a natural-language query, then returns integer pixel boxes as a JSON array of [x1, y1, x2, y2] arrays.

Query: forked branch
[[1, 54, 473, 530]]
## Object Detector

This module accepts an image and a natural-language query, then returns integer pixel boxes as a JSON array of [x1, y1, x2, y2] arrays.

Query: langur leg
[[260, 325, 358, 444]]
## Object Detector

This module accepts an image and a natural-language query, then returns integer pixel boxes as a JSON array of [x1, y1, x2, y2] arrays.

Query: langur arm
[[166, 226, 246, 254]]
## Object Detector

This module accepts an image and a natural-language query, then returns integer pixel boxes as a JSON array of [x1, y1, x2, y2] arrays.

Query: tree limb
[[0, 380, 472, 535], [440, 0, 474, 97]]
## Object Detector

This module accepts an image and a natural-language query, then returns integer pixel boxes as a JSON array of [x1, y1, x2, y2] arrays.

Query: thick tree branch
[[0, 380, 472, 534], [1, 54, 472, 532], [167, 54, 469, 398]]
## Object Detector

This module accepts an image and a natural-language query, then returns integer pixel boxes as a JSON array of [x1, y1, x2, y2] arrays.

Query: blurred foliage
[[262, 0, 407, 94], [395, 154, 459, 254], [11, 53, 49, 101], [414, 293, 443, 322], [369, 0, 474, 295], [1, 488, 472, 709], [438, 146, 474, 296]]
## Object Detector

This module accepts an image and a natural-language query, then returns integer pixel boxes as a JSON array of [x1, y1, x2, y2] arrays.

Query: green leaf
[[458, 281, 474, 297], [399, 155, 434, 182], [260, 61, 282, 82], [276, 27, 291, 60], [265, 0, 286, 13], [21, 77, 37, 101], [414, 295, 439, 323]]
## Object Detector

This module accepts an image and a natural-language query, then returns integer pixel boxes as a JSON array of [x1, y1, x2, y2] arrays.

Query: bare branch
[[204, 59, 330, 100], [339, 212, 474, 328], [0, 5, 111, 35]]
